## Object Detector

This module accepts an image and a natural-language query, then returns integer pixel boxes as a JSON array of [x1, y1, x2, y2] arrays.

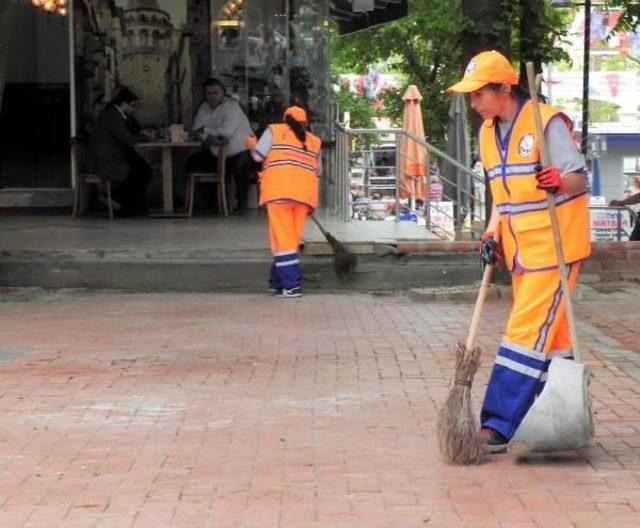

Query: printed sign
[[430, 201, 455, 240], [589, 207, 631, 241]]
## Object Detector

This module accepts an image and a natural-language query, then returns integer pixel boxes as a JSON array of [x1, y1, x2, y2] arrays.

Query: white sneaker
[[276, 287, 302, 298]]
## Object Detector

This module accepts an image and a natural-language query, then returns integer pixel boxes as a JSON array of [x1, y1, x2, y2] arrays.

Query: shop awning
[[329, 0, 408, 35]]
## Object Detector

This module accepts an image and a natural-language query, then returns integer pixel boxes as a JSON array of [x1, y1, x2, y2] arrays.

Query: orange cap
[[447, 50, 519, 93], [283, 106, 307, 122]]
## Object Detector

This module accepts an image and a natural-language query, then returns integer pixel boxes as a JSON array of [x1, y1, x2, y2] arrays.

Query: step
[[0, 249, 481, 293]]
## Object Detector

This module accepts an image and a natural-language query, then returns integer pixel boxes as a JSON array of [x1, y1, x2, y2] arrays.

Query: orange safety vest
[[259, 123, 322, 209], [479, 99, 591, 271]]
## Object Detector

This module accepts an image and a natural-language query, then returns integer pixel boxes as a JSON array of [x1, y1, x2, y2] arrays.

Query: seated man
[[187, 78, 256, 215], [88, 88, 151, 217]]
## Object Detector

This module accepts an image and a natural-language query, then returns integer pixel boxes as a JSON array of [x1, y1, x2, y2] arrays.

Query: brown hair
[[285, 114, 308, 151]]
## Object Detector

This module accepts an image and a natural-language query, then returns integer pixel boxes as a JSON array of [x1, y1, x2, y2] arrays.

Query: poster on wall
[[73, 0, 210, 134], [589, 207, 632, 241]]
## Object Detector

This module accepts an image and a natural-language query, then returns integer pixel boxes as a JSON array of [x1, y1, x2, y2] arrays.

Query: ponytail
[[285, 114, 308, 151]]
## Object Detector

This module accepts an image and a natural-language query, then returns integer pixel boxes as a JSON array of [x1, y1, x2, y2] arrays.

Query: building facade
[[0, 0, 406, 204]]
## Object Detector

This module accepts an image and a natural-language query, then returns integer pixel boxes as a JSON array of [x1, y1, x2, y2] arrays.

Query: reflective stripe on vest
[[479, 100, 591, 271], [259, 123, 321, 209]]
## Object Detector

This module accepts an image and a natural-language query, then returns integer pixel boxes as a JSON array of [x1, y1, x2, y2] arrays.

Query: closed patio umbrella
[[444, 93, 471, 213], [399, 85, 427, 201]]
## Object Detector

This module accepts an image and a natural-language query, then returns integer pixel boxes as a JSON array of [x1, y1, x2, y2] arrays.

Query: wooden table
[[136, 141, 201, 216]]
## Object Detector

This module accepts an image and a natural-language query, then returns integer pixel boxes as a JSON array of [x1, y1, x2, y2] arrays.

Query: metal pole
[[337, 129, 342, 218], [455, 167, 462, 239], [581, 0, 591, 157], [69, 0, 77, 189], [394, 132, 400, 223], [337, 130, 342, 214], [425, 160, 431, 232], [344, 132, 350, 221]]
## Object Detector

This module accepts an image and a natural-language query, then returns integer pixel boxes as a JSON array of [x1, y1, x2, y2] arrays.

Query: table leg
[[162, 146, 173, 214]]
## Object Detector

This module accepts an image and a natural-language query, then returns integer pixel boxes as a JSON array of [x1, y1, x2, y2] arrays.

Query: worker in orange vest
[[447, 51, 591, 453], [246, 106, 322, 298]]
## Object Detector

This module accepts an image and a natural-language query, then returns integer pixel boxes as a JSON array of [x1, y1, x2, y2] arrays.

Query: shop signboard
[[589, 206, 631, 241]]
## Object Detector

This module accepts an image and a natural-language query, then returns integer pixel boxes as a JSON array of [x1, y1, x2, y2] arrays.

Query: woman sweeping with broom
[[445, 51, 591, 454], [246, 106, 322, 298]]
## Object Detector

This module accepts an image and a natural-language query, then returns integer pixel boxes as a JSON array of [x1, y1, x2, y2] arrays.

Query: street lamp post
[[551, 0, 592, 157]]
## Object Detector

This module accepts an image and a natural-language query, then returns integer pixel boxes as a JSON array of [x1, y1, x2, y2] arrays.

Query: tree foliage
[[332, 78, 377, 129], [331, 0, 572, 146], [604, 0, 640, 34], [331, 0, 467, 147]]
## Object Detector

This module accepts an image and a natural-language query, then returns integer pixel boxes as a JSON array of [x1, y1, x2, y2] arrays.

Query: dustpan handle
[[526, 62, 582, 364], [466, 264, 493, 350]]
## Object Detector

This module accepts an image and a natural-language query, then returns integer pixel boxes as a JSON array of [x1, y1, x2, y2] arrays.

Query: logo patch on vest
[[465, 60, 476, 76], [518, 133, 535, 157]]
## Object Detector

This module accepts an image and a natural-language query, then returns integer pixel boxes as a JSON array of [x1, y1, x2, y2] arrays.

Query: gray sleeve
[[253, 128, 273, 159], [545, 116, 585, 175]]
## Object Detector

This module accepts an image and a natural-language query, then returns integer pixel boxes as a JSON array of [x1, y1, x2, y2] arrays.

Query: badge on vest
[[518, 133, 535, 158]]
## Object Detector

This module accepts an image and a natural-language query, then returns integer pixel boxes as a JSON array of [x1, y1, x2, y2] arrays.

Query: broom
[[309, 213, 358, 278], [436, 264, 492, 465]]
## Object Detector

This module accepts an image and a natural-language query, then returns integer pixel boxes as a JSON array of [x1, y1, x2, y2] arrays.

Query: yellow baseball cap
[[283, 106, 308, 122], [447, 50, 519, 93]]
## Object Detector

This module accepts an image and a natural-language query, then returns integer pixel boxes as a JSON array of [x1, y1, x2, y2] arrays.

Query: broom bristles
[[436, 342, 487, 465], [326, 233, 358, 278]]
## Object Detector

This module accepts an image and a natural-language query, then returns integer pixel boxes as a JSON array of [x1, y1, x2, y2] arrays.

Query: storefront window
[[210, 0, 329, 137]]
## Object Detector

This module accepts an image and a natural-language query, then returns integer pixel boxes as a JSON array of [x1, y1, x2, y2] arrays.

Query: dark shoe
[[276, 287, 302, 298], [480, 428, 508, 453]]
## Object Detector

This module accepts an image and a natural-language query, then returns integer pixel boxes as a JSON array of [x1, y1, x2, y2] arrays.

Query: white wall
[[598, 145, 634, 201]]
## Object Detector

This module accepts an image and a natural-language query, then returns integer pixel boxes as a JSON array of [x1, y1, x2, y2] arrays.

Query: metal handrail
[[332, 124, 485, 239], [335, 124, 483, 186]]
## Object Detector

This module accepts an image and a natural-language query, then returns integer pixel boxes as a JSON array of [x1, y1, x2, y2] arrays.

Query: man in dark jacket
[[88, 88, 151, 216]]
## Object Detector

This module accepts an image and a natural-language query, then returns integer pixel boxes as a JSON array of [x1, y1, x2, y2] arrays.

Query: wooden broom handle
[[309, 213, 328, 237], [466, 264, 493, 350], [526, 62, 582, 363]]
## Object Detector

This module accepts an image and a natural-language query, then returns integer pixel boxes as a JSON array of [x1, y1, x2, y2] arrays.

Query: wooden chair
[[186, 142, 228, 218], [71, 139, 114, 219]]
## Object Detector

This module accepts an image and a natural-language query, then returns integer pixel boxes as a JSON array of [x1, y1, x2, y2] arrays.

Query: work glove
[[479, 231, 503, 267], [245, 134, 257, 149], [535, 164, 562, 194]]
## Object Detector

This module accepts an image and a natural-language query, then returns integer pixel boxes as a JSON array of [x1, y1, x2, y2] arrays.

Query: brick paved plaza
[[1, 286, 640, 528]]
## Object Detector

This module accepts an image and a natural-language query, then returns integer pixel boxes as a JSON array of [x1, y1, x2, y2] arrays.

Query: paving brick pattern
[[1, 291, 640, 528]]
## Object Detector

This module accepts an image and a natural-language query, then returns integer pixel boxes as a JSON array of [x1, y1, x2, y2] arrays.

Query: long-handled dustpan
[[507, 63, 595, 458]]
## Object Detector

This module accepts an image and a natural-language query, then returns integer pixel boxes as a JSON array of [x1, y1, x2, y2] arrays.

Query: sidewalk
[[1, 287, 640, 528]]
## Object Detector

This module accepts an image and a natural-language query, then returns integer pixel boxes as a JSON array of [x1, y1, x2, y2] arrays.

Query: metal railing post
[[333, 128, 339, 214], [344, 131, 350, 221], [394, 131, 401, 223], [425, 157, 431, 232], [617, 207, 622, 241], [455, 166, 462, 238]]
